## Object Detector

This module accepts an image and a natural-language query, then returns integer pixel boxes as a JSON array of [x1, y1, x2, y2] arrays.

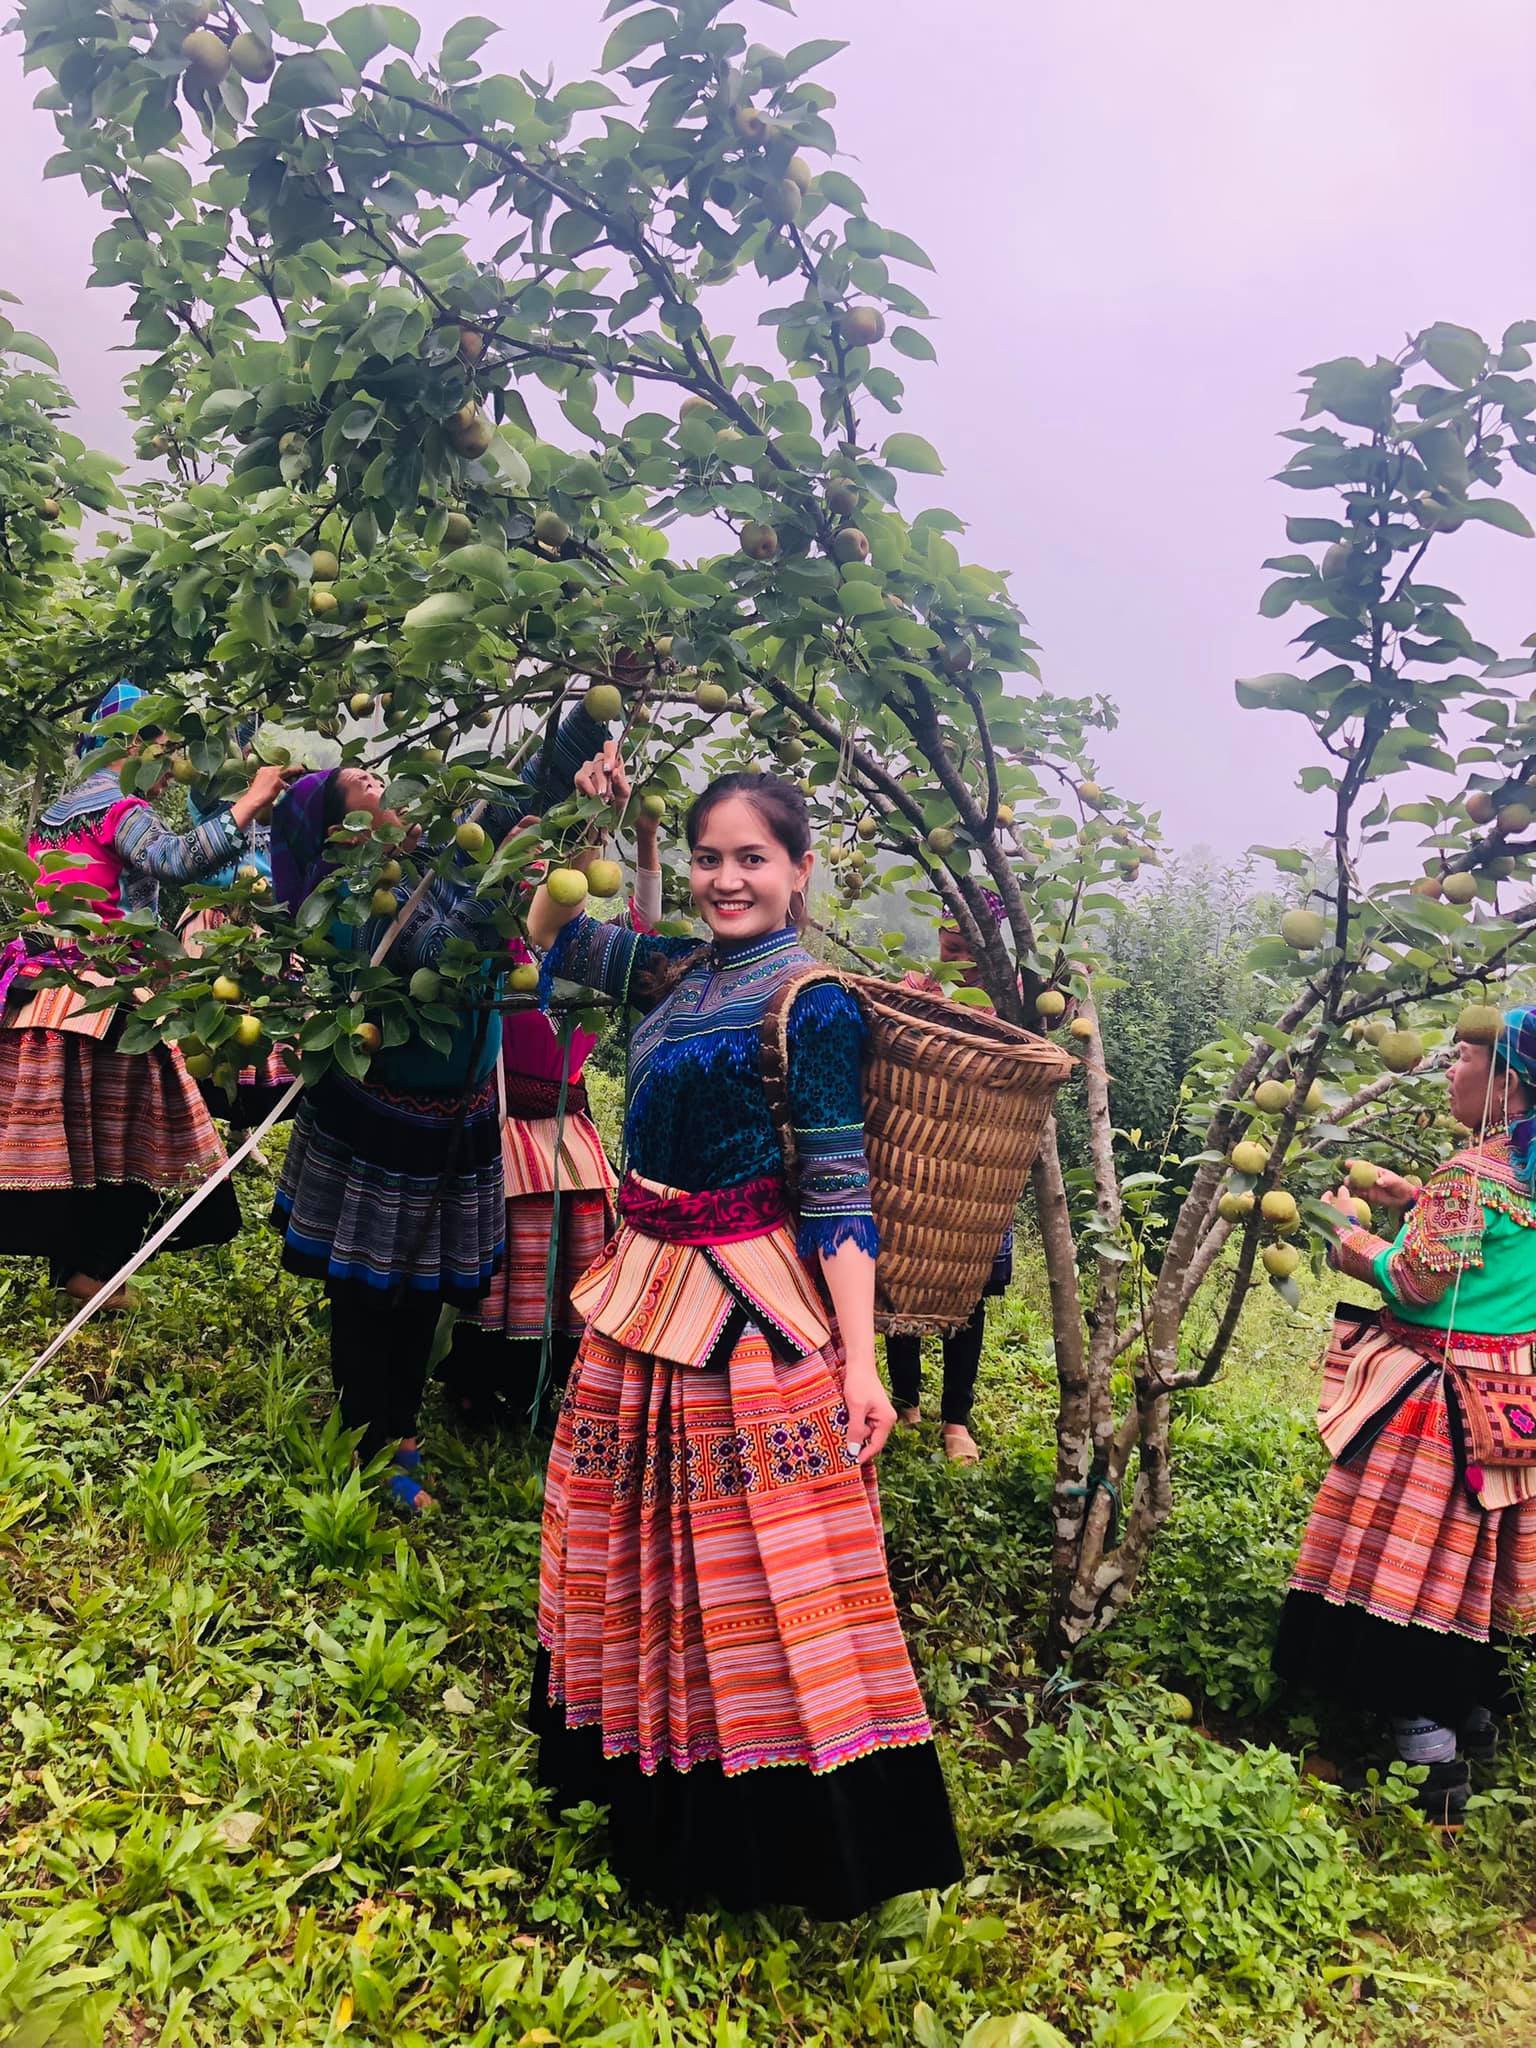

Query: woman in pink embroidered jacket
[[1273, 1007, 1536, 1821], [0, 683, 287, 1307]]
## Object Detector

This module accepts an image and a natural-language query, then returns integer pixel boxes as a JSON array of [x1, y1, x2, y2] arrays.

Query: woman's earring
[[790, 887, 807, 926]]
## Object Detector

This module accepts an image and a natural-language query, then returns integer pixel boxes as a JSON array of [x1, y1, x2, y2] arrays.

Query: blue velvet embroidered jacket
[[543, 919, 878, 1263]]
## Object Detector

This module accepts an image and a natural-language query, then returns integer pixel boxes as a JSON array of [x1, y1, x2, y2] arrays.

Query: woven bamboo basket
[[762, 969, 1074, 1334]]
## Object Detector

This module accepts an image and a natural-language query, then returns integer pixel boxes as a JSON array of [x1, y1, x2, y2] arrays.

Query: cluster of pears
[[1032, 987, 1095, 1042], [448, 400, 494, 461], [1222, 1072, 1342, 1279], [1465, 784, 1535, 836], [723, 464, 872, 573], [1347, 1017, 1425, 1073], [179, 10, 273, 87], [828, 828, 876, 907]]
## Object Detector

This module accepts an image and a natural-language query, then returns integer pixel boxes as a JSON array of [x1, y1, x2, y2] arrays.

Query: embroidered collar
[[37, 767, 132, 832], [708, 925, 802, 972], [1441, 1131, 1534, 1204]]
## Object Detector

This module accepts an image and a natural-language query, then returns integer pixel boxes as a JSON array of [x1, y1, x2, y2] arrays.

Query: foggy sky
[[4, 0, 1534, 858]]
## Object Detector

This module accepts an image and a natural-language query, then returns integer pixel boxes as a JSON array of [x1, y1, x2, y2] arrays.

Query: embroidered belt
[[617, 1171, 790, 1246], [503, 1070, 589, 1121]]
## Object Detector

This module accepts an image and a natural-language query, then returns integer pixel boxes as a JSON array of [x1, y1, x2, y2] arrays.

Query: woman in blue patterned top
[[525, 752, 961, 1919], [269, 704, 607, 1514]]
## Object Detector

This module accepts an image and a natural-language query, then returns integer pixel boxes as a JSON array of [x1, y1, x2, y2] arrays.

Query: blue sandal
[[387, 1446, 436, 1516]]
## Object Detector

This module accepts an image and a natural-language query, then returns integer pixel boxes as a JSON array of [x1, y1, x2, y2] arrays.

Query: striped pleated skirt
[[464, 1105, 615, 1339], [534, 1206, 962, 1914], [1276, 1312, 1536, 1720], [0, 1006, 240, 1267], [273, 1070, 504, 1307]]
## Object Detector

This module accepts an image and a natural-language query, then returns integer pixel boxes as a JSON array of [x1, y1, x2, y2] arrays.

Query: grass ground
[[2, 1147, 1535, 2047]]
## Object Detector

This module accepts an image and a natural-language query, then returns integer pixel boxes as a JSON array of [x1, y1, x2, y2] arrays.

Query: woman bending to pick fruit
[[441, 804, 663, 1428], [527, 747, 962, 1917], [268, 701, 607, 1514], [0, 683, 289, 1307], [1274, 1006, 1536, 1821]]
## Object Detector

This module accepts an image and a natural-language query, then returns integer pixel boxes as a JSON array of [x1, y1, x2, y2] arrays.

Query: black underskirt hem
[[1273, 1589, 1518, 1723], [0, 1179, 241, 1267], [529, 1648, 963, 1919]]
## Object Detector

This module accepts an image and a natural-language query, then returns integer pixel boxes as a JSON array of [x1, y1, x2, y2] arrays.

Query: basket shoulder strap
[[759, 964, 848, 1189]]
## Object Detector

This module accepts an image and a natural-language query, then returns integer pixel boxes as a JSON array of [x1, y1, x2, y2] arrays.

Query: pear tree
[[6, 0, 1536, 1653]]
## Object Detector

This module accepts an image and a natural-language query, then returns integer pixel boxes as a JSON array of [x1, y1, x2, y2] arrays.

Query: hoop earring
[[789, 887, 807, 928]]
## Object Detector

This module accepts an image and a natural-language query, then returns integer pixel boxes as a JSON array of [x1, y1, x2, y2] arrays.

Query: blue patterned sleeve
[[112, 799, 244, 885], [785, 980, 878, 1262], [478, 705, 607, 845], [540, 911, 701, 1013]]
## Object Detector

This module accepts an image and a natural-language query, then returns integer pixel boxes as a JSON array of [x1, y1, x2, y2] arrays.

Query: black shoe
[[1460, 1718, 1500, 1768], [1411, 1758, 1471, 1824]]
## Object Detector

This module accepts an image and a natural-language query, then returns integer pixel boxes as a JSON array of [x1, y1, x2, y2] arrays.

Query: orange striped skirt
[[0, 1020, 227, 1193], [538, 1224, 935, 1778], [467, 1189, 613, 1339], [1292, 1317, 1536, 1641]]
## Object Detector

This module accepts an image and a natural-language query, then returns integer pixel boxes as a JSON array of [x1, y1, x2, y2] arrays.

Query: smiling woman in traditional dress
[[1273, 1008, 1536, 1821], [0, 683, 287, 1308], [526, 746, 962, 1918]]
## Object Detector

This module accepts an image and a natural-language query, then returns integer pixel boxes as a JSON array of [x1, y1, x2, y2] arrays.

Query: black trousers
[[441, 1319, 578, 1428], [325, 1281, 443, 1462], [885, 1299, 987, 1426]]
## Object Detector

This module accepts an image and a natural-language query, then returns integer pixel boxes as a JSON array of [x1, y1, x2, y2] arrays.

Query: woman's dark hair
[[321, 766, 350, 830], [685, 770, 810, 862]]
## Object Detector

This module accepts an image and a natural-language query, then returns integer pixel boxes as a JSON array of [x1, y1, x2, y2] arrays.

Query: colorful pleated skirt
[[0, 990, 240, 1266], [465, 1101, 615, 1339], [1275, 1310, 1536, 1721], [534, 1194, 962, 1915], [273, 1070, 504, 1307]]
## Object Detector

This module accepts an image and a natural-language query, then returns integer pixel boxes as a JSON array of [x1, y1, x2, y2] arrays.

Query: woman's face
[[332, 766, 419, 848], [689, 793, 812, 943], [1446, 1039, 1532, 1129], [334, 766, 388, 818]]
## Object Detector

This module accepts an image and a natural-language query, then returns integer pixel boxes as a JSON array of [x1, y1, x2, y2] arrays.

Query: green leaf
[[837, 582, 886, 621], [881, 433, 944, 475], [1302, 355, 1400, 430], [6, 330, 59, 370], [782, 38, 848, 76], [890, 325, 936, 363], [271, 53, 345, 108], [1024, 1802, 1117, 1852], [600, 5, 675, 71], [441, 14, 500, 62], [403, 591, 474, 630], [1418, 320, 1487, 388], [553, 80, 623, 113], [816, 170, 866, 215], [1462, 496, 1534, 538], [329, 6, 391, 68]]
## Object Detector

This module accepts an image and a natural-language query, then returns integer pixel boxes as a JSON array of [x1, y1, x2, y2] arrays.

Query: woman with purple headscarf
[[267, 705, 608, 1513], [1274, 1005, 1536, 1821]]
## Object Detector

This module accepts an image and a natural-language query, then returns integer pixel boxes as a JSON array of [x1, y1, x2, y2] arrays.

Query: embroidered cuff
[[1331, 1223, 1391, 1285], [797, 1212, 880, 1263]]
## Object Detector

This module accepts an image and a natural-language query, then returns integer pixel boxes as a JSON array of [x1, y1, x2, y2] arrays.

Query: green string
[[528, 1013, 576, 1430]]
